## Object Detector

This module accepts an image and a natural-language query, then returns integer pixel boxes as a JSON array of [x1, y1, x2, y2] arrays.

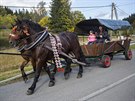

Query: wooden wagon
[[75, 19, 132, 67]]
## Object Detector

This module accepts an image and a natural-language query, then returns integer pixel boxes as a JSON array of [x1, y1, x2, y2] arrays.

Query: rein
[[17, 30, 48, 51], [0, 52, 31, 56], [24, 30, 48, 50], [19, 30, 46, 43]]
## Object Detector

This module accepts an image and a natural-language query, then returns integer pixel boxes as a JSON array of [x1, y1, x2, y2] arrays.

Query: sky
[[0, 0, 135, 20]]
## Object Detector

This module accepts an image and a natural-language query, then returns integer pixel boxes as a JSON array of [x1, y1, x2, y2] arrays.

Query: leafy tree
[[0, 6, 13, 16], [0, 6, 6, 16], [5, 7, 13, 15], [31, 1, 47, 22], [123, 13, 135, 24], [132, 20, 135, 28], [71, 11, 85, 25], [49, 0, 72, 33], [71, 10, 85, 31], [0, 14, 17, 29], [123, 13, 135, 35], [38, 16, 50, 28], [14, 9, 32, 20], [37, 1, 47, 17]]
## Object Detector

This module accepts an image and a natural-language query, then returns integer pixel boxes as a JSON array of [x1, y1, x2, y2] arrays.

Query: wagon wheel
[[125, 49, 132, 60], [102, 55, 111, 68]]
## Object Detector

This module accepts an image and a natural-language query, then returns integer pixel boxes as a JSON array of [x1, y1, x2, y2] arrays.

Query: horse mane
[[18, 19, 45, 32]]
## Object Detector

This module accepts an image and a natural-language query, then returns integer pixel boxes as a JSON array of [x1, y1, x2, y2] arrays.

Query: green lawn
[[0, 29, 11, 50], [130, 44, 135, 49], [0, 48, 32, 81]]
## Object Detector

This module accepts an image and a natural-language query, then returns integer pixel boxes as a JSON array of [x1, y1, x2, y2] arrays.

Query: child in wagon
[[87, 30, 97, 45]]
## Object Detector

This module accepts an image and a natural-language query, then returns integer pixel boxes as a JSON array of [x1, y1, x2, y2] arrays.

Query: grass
[[130, 44, 135, 49], [0, 30, 30, 83], [0, 29, 11, 50], [0, 48, 33, 82], [0, 65, 32, 81], [0, 48, 23, 72]]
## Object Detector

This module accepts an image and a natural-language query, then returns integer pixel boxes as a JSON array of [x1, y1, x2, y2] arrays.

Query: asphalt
[[0, 51, 135, 101]]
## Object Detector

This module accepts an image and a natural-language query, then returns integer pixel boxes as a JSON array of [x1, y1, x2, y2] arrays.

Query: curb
[[0, 70, 33, 84]]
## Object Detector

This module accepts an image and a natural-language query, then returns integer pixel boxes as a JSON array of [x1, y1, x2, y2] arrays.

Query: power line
[[0, 5, 112, 9], [116, 6, 130, 16], [71, 5, 111, 8], [117, 2, 135, 7], [0, 2, 134, 9]]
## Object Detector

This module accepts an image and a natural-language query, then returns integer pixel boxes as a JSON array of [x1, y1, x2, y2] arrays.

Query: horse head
[[9, 19, 45, 47]]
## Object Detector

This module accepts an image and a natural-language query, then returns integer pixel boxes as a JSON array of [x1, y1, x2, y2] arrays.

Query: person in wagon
[[96, 26, 110, 43], [87, 30, 97, 45]]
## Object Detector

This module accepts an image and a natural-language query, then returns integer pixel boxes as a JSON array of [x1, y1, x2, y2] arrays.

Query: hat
[[89, 30, 93, 33]]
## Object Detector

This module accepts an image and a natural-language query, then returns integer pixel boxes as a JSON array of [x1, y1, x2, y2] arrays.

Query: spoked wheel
[[102, 55, 111, 68], [125, 49, 132, 60]]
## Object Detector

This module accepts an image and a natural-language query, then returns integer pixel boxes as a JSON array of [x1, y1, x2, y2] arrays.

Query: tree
[[123, 13, 135, 24], [38, 16, 50, 27], [5, 7, 13, 15], [71, 10, 85, 30], [0, 6, 13, 16], [49, 0, 72, 33], [37, 1, 47, 17], [71, 11, 85, 25], [31, 1, 47, 22], [0, 14, 17, 29], [123, 13, 135, 35]]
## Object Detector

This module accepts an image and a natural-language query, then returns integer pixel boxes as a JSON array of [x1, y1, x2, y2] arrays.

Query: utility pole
[[111, 2, 118, 20]]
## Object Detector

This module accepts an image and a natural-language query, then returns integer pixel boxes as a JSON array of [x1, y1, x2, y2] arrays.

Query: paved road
[[0, 51, 135, 101]]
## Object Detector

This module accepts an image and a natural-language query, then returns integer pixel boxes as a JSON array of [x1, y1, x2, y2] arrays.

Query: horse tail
[[66, 32, 86, 63]]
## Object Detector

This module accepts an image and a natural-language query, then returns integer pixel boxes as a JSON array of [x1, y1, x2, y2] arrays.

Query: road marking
[[78, 73, 135, 101]]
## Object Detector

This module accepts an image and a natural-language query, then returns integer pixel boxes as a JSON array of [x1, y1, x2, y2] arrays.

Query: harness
[[17, 31, 48, 51], [49, 33, 63, 72], [17, 30, 64, 71], [24, 31, 48, 50]]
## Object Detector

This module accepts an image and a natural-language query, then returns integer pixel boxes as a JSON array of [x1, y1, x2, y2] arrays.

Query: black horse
[[9, 20, 45, 83], [9, 19, 85, 95]]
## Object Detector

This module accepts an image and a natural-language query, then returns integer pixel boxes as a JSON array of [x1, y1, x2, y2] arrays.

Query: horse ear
[[17, 18, 21, 24], [14, 19, 17, 23], [14, 18, 21, 24]]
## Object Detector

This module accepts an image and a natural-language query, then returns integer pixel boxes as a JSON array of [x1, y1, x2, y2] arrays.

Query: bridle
[[10, 25, 48, 52]]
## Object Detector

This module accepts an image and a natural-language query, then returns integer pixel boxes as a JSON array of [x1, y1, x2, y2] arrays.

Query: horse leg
[[77, 64, 83, 78], [26, 61, 42, 95], [43, 63, 56, 87], [31, 59, 36, 72], [72, 49, 85, 78], [64, 58, 72, 80], [78, 49, 86, 78], [20, 60, 29, 83]]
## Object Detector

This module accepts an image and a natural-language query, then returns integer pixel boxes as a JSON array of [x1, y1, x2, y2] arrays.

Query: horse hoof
[[64, 73, 70, 80], [70, 68, 72, 72], [77, 73, 82, 78], [26, 89, 34, 95], [23, 76, 28, 83], [48, 81, 55, 87], [24, 78, 28, 83]]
